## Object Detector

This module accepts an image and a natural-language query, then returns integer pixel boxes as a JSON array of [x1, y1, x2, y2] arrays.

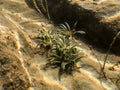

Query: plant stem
[[44, 0, 51, 20], [102, 31, 120, 78]]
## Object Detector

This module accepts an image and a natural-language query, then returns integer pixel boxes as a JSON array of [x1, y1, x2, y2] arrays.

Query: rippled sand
[[0, 0, 120, 90]]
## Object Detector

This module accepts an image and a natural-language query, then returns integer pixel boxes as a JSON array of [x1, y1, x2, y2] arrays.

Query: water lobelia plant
[[57, 22, 86, 39], [38, 23, 83, 80], [48, 36, 82, 80], [37, 27, 55, 50]]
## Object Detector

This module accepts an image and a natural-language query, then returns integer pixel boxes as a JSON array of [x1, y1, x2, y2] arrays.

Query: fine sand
[[0, 0, 120, 90]]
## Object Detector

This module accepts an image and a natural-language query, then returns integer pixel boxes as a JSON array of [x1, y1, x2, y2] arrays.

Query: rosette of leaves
[[57, 22, 86, 37], [38, 27, 55, 50], [48, 36, 82, 79]]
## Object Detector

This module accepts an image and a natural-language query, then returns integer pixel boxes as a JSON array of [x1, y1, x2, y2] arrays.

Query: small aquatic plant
[[57, 22, 85, 39], [38, 24, 83, 80], [37, 27, 54, 50], [49, 36, 82, 75]]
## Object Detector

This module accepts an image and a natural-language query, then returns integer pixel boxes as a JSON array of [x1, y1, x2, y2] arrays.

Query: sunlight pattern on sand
[[0, 0, 120, 89]]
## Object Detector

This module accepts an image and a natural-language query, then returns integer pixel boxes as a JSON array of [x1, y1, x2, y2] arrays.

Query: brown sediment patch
[[0, 48, 31, 90]]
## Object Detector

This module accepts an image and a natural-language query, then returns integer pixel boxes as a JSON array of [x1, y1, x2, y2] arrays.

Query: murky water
[[0, 0, 120, 90]]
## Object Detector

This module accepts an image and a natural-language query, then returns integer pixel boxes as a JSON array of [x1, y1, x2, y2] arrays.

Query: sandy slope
[[0, 0, 120, 90]]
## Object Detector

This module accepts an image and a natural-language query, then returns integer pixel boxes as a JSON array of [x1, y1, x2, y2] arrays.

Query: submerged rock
[[26, 0, 120, 54]]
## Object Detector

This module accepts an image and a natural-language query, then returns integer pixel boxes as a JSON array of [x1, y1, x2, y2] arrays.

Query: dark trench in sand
[[25, 0, 120, 55]]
